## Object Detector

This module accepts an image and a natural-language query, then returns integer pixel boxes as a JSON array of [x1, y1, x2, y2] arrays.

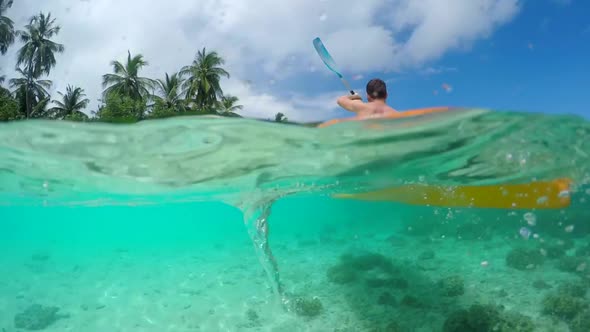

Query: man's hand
[[348, 93, 362, 101]]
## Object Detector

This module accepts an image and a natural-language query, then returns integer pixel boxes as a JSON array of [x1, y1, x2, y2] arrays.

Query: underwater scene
[[1, 108, 590, 332]]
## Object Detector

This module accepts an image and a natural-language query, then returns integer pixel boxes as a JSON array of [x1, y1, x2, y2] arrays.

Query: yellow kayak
[[334, 178, 572, 210]]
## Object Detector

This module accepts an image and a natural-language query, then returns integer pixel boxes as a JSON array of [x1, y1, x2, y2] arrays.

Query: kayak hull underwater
[[334, 178, 572, 210], [318, 106, 573, 210]]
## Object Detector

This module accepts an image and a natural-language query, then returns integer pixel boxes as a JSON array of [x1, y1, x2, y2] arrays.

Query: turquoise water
[[1, 108, 590, 331]]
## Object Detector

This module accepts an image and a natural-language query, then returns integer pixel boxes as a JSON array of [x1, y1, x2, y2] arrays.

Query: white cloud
[[0, 0, 522, 122]]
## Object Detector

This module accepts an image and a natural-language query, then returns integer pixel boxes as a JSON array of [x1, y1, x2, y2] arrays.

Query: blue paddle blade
[[313, 37, 342, 78]]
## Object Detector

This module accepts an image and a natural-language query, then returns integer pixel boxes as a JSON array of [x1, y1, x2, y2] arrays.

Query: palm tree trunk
[[25, 60, 33, 118]]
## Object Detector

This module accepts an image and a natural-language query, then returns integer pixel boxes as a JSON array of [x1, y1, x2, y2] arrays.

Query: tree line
[[0, 1, 290, 123]]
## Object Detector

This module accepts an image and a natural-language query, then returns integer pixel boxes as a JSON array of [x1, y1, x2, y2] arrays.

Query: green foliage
[[9, 68, 52, 118], [50, 85, 90, 119], [0, 89, 19, 121], [180, 47, 229, 109], [147, 99, 180, 119], [102, 51, 156, 101], [94, 92, 146, 123], [1, 5, 243, 124], [216, 94, 242, 117], [15, 12, 64, 79], [63, 112, 88, 122], [0, 0, 15, 55]]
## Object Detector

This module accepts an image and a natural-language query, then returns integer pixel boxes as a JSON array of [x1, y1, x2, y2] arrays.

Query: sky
[[0, 0, 589, 122]]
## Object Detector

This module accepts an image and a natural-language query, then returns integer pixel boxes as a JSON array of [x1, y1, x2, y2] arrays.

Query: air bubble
[[558, 190, 570, 198], [519, 227, 531, 239], [536, 196, 548, 204], [524, 212, 536, 226], [565, 225, 574, 233]]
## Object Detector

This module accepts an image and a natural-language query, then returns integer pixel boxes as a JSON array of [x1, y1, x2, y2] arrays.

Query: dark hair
[[366, 78, 387, 99]]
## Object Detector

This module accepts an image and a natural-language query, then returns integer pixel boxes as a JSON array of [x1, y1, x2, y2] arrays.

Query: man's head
[[366, 78, 387, 101]]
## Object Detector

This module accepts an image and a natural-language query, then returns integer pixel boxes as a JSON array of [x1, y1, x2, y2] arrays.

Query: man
[[336, 78, 398, 119]]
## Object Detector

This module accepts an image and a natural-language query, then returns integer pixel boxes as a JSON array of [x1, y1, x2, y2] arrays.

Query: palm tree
[[102, 51, 155, 100], [275, 112, 288, 123], [153, 72, 184, 110], [216, 94, 243, 117], [49, 85, 90, 119], [9, 68, 52, 118], [15, 12, 64, 79], [0, 0, 14, 55], [180, 47, 229, 110]]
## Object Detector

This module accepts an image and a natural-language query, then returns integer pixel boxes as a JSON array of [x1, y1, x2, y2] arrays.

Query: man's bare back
[[335, 78, 398, 119]]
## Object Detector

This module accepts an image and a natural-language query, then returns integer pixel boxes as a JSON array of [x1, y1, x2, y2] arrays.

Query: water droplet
[[524, 212, 536, 226]]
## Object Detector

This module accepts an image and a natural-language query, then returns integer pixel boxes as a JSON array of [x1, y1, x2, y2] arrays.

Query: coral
[[345, 253, 394, 272], [443, 304, 500, 332], [438, 275, 465, 297], [326, 264, 358, 284], [455, 222, 491, 240], [569, 310, 590, 332], [14, 304, 67, 330], [505, 247, 544, 270], [377, 292, 396, 306], [443, 304, 534, 332], [400, 295, 425, 308], [366, 277, 408, 289], [557, 281, 588, 298], [538, 238, 573, 259], [292, 296, 323, 318], [557, 256, 587, 274], [327, 252, 398, 285], [541, 292, 588, 321], [370, 321, 403, 332], [532, 279, 552, 290], [418, 249, 435, 260], [241, 308, 261, 328], [496, 311, 535, 332], [575, 244, 590, 257]]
